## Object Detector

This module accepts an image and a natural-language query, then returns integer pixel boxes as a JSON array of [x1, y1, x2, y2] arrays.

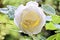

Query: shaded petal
[[31, 7, 46, 34], [26, 1, 38, 7], [14, 4, 25, 27]]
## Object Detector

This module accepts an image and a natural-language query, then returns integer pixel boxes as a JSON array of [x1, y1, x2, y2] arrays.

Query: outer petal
[[14, 4, 25, 28], [31, 7, 46, 34], [26, 1, 38, 7]]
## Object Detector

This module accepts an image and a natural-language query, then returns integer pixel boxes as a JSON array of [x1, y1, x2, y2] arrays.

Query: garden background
[[0, 0, 60, 40]]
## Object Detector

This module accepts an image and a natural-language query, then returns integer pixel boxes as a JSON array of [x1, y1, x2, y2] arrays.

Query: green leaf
[[41, 4, 56, 15], [47, 33, 60, 40], [55, 29, 60, 33], [52, 15, 60, 24], [46, 34, 56, 40], [7, 5, 16, 20], [0, 8, 8, 14], [56, 33, 60, 40], [0, 5, 16, 20], [45, 22, 57, 30]]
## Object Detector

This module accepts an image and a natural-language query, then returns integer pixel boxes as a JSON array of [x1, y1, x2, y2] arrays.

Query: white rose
[[14, 1, 46, 34]]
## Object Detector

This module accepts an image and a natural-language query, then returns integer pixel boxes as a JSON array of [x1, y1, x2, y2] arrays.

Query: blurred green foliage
[[3, 0, 31, 6], [45, 22, 57, 30], [52, 15, 60, 24], [0, 13, 20, 40], [47, 33, 60, 40]]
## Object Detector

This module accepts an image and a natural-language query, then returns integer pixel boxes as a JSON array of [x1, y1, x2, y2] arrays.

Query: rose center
[[21, 10, 41, 29]]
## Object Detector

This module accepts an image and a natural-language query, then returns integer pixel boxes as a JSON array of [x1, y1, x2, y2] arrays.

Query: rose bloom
[[14, 1, 46, 35]]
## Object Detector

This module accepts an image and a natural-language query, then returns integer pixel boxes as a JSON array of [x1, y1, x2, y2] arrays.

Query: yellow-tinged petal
[[21, 10, 41, 28]]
